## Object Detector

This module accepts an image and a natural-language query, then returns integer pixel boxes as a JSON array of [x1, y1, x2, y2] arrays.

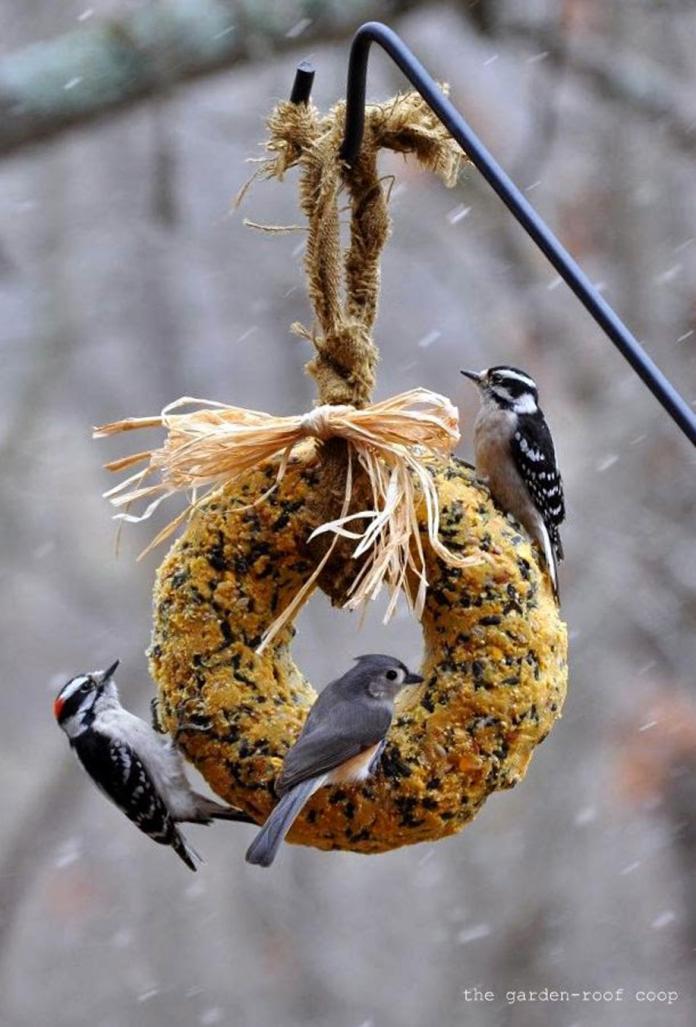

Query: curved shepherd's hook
[[289, 22, 696, 447]]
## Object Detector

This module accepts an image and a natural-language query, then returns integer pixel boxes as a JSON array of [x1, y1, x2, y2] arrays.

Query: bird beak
[[405, 672, 424, 685], [96, 660, 120, 686], [460, 369, 484, 384]]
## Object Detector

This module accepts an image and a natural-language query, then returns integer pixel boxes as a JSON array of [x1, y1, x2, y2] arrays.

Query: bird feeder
[[97, 23, 695, 855]]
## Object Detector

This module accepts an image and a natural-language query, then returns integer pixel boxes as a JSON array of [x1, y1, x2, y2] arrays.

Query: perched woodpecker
[[461, 365, 565, 597], [54, 661, 253, 870], [246, 655, 423, 868]]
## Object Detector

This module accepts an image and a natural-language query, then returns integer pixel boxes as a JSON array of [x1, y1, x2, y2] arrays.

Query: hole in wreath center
[[292, 589, 424, 689]]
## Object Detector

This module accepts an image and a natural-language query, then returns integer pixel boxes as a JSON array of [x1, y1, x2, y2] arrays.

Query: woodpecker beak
[[460, 369, 484, 384], [96, 660, 120, 686], [405, 671, 424, 684]]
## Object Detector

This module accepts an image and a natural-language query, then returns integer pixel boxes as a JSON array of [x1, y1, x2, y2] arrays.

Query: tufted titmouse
[[245, 654, 423, 867]]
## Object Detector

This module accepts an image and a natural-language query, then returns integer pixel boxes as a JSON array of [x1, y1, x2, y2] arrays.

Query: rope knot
[[299, 404, 353, 440], [94, 389, 477, 652], [307, 322, 378, 408]]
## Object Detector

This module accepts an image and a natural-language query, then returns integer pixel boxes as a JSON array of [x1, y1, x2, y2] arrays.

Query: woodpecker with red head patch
[[54, 661, 253, 870], [461, 365, 565, 597]]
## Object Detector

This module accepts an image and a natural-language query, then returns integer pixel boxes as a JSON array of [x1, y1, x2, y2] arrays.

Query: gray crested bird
[[54, 661, 253, 870], [245, 654, 423, 868], [461, 365, 565, 597]]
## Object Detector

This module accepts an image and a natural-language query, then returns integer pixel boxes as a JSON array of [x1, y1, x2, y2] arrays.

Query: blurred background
[[1, 1, 695, 1025]]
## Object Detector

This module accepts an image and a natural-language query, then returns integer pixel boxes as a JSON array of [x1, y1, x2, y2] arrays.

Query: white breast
[[473, 406, 544, 542]]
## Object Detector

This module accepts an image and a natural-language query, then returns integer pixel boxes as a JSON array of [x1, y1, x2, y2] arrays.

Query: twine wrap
[[98, 91, 470, 628], [243, 90, 467, 603]]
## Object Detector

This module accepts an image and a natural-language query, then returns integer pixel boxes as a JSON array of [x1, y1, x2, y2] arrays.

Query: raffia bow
[[94, 388, 479, 651]]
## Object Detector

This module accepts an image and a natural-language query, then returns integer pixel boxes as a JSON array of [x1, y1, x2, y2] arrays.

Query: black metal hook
[[290, 21, 696, 447], [289, 60, 315, 105]]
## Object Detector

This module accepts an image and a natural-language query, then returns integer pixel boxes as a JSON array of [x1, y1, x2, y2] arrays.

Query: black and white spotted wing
[[72, 731, 199, 870], [511, 410, 565, 560]]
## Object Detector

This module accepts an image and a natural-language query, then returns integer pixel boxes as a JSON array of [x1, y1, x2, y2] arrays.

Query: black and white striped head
[[461, 365, 539, 415], [53, 661, 120, 739]]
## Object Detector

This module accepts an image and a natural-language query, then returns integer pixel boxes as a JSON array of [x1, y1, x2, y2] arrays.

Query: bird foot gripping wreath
[[96, 90, 568, 854]]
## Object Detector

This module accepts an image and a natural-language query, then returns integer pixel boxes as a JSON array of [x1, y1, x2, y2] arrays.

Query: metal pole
[[336, 21, 696, 447]]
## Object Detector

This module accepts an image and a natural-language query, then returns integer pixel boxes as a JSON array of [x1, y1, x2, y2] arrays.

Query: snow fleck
[[483, 54, 499, 66], [418, 330, 441, 349], [594, 280, 607, 292], [574, 806, 596, 827], [54, 837, 82, 868], [677, 330, 693, 343], [620, 860, 641, 875], [77, 8, 94, 20], [525, 51, 550, 64], [64, 77, 83, 91], [457, 923, 492, 945], [236, 326, 258, 343], [637, 660, 656, 676], [674, 237, 695, 254], [596, 454, 618, 472], [292, 240, 306, 258], [213, 25, 235, 40], [525, 180, 541, 192], [286, 18, 312, 39], [651, 910, 676, 930], [546, 275, 563, 291], [33, 541, 55, 559], [638, 720, 658, 733], [447, 204, 471, 225], [137, 989, 159, 1003], [655, 263, 683, 285], [199, 1010, 223, 1025]]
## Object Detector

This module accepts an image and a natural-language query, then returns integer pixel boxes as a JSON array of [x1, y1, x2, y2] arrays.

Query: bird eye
[[385, 669, 399, 681], [80, 682, 90, 693]]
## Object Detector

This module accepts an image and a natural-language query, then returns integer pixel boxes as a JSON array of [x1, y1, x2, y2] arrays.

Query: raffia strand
[[94, 389, 481, 650]]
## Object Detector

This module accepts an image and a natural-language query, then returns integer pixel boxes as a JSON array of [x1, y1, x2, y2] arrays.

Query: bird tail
[[245, 777, 324, 868], [538, 520, 560, 601], [172, 827, 203, 872], [192, 795, 256, 825]]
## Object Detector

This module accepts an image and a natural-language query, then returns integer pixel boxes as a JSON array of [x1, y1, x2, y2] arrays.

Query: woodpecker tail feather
[[192, 795, 256, 824], [537, 521, 560, 601], [172, 828, 203, 871], [245, 777, 324, 868]]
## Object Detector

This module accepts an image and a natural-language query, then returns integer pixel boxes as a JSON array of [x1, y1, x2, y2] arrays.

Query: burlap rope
[[96, 91, 470, 622], [251, 91, 467, 601]]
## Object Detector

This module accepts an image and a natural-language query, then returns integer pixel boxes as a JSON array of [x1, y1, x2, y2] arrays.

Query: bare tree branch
[[501, 19, 696, 155], [0, 0, 420, 158]]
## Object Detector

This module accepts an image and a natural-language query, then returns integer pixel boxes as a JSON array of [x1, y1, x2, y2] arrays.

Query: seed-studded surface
[[149, 449, 568, 854]]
